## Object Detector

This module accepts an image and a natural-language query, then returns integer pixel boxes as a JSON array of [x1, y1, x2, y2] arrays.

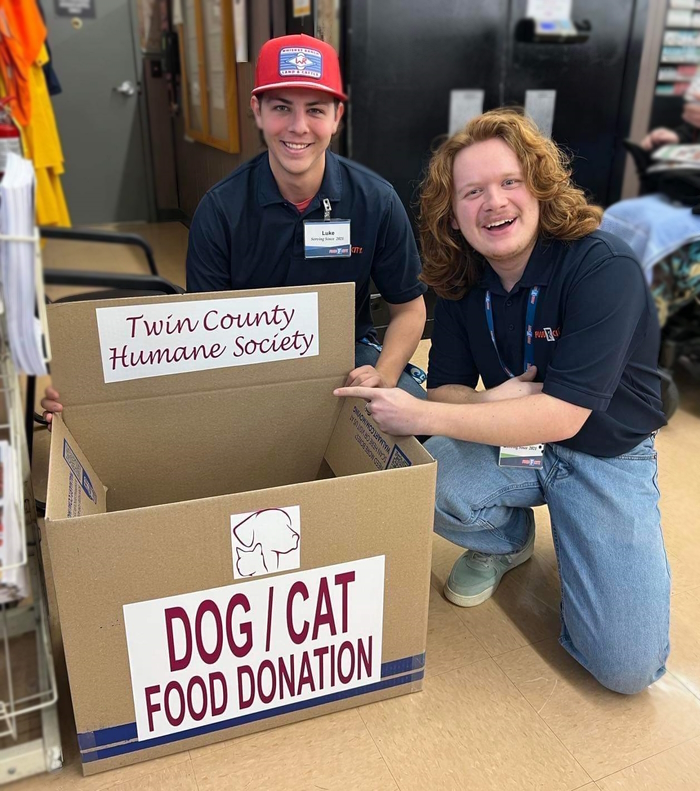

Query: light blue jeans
[[354, 341, 427, 400], [424, 435, 671, 695]]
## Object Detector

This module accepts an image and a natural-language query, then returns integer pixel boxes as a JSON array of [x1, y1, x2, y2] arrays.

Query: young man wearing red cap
[[40, 35, 426, 425], [186, 34, 428, 397]]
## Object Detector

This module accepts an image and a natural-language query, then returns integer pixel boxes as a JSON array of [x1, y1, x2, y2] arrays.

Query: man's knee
[[568, 637, 668, 695]]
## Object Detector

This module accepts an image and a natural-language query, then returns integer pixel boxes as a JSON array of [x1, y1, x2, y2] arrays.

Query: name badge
[[498, 444, 545, 468], [304, 219, 352, 258]]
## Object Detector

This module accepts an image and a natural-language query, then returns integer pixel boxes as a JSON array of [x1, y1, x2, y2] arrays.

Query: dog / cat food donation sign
[[124, 555, 384, 740]]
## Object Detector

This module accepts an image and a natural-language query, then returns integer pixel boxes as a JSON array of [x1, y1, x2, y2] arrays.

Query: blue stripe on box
[[78, 654, 425, 762], [381, 652, 425, 677], [81, 670, 424, 763]]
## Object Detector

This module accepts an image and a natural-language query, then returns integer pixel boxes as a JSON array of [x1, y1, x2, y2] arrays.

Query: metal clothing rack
[[0, 229, 61, 784]]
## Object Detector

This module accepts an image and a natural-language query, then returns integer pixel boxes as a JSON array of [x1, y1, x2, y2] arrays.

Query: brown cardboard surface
[[46, 466, 435, 733], [64, 377, 345, 511], [81, 679, 424, 776], [46, 284, 354, 407], [325, 397, 434, 477], [45, 414, 107, 520], [43, 284, 437, 775]]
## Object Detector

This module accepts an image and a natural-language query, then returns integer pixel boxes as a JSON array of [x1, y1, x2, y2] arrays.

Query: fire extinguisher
[[0, 98, 22, 176]]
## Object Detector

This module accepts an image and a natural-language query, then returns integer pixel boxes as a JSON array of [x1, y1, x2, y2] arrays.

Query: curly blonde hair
[[419, 109, 603, 299]]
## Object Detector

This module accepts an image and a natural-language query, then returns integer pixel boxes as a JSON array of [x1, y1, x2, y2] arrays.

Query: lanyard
[[484, 285, 540, 377]]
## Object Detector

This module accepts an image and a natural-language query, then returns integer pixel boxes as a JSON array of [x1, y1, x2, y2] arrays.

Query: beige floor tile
[[190, 708, 398, 791], [495, 638, 700, 780], [666, 550, 700, 595], [449, 574, 561, 657], [596, 735, 700, 790], [425, 586, 489, 677], [655, 397, 700, 595], [359, 659, 590, 791], [668, 589, 700, 700], [409, 338, 430, 374], [528, 506, 560, 566], [103, 760, 198, 791], [8, 752, 192, 791]]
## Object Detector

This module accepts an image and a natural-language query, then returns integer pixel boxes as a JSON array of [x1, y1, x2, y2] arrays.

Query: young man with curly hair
[[336, 109, 670, 694]]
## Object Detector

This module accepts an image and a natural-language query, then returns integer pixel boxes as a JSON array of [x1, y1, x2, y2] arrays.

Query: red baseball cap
[[252, 34, 347, 102]]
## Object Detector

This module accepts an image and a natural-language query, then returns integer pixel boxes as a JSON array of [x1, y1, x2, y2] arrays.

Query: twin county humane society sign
[[96, 293, 319, 383]]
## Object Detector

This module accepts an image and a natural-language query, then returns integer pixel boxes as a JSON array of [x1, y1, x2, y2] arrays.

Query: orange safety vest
[[0, 0, 47, 126]]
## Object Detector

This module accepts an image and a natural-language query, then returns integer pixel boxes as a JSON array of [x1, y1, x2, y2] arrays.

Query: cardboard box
[[43, 283, 436, 775]]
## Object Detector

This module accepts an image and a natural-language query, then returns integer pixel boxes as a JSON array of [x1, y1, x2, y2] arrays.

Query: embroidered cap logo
[[279, 47, 323, 79]]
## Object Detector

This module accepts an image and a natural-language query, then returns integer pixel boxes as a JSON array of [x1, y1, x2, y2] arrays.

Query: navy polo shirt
[[186, 150, 426, 341], [427, 231, 666, 457]]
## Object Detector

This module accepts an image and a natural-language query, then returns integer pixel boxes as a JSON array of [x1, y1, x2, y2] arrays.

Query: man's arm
[[427, 366, 542, 404], [348, 189, 426, 387], [373, 296, 426, 386], [333, 386, 590, 445], [346, 296, 426, 388], [640, 127, 680, 151], [186, 193, 233, 293], [427, 393, 591, 445]]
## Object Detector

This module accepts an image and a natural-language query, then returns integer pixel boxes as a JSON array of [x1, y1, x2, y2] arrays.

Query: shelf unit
[[657, 0, 700, 93], [0, 230, 62, 784]]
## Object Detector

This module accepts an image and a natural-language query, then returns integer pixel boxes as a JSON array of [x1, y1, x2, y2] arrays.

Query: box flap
[[45, 414, 107, 521], [45, 284, 356, 512], [46, 284, 354, 407], [325, 398, 435, 477]]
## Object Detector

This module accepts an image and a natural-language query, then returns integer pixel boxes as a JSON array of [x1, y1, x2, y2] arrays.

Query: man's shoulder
[[563, 229, 637, 260], [204, 152, 266, 205], [550, 231, 645, 299], [555, 230, 640, 277]]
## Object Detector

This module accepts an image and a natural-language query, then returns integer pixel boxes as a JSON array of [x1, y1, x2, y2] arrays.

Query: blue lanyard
[[484, 286, 540, 377]]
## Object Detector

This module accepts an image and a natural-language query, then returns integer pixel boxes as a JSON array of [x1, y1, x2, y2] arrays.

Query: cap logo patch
[[279, 46, 322, 79]]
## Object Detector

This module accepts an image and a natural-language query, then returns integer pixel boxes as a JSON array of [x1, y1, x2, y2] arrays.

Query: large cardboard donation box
[[43, 283, 437, 775]]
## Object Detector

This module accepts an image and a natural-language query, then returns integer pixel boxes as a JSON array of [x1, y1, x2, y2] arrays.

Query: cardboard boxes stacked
[[44, 283, 436, 775]]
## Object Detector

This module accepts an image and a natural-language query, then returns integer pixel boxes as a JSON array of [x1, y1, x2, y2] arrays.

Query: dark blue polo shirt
[[186, 150, 426, 341], [427, 231, 666, 457]]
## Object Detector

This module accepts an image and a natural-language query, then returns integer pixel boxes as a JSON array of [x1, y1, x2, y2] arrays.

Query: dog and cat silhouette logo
[[231, 506, 301, 579]]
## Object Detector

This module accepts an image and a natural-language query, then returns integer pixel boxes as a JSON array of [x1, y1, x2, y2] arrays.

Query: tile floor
[[16, 222, 700, 790]]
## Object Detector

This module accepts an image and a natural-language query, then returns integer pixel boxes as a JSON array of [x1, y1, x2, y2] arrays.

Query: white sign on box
[[231, 506, 301, 580], [123, 557, 385, 741], [95, 293, 319, 383]]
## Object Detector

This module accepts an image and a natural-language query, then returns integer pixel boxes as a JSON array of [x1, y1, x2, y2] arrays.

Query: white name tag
[[304, 220, 351, 258], [498, 444, 545, 468]]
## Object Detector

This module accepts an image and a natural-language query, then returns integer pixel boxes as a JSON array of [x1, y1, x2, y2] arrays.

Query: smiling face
[[251, 88, 344, 192], [451, 137, 540, 283]]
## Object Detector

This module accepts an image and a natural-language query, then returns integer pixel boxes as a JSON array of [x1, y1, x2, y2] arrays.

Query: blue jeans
[[354, 342, 427, 400], [424, 435, 671, 694]]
